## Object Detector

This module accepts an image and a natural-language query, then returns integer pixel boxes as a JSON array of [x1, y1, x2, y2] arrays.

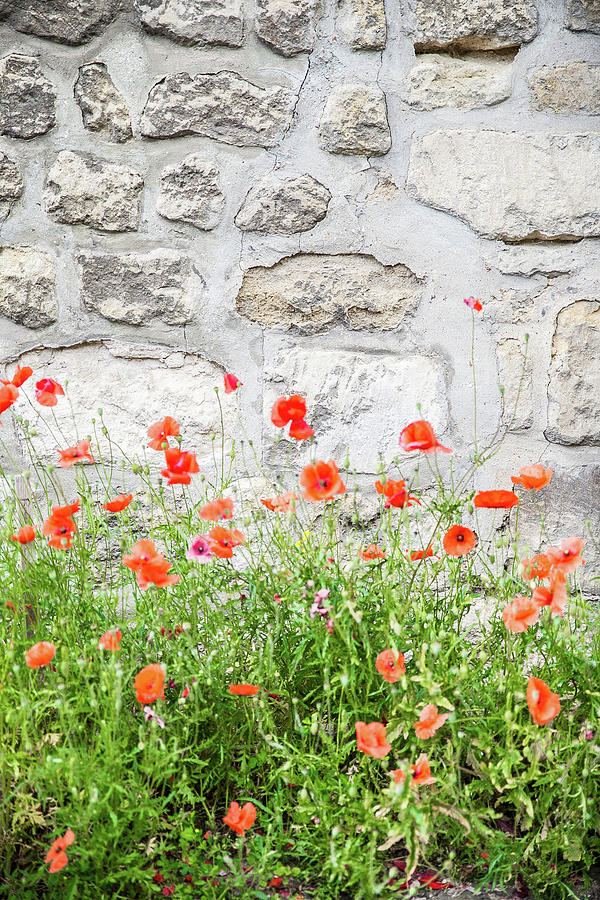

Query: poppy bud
[[504, 710, 513, 723], [98, 408, 103, 415], [468, 503, 474, 514]]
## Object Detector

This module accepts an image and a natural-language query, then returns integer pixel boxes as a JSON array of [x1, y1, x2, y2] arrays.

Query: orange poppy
[[223, 801, 256, 836], [57, 439, 94, 468], [147, 416, 180, 451], [355, 721, 392, 758], [288, 418, 314, 440], [546, 536, 584, 575], [375, 478, 420, 509], [443, 525, 476, 557], [527, 677, 560, 726], [98, 629, 122, 651], [134, 663, 165, 704], [521, 554, 551, 580], [103, 493, 133, 513], [414, 704, 448, 740], [271, 395, 307, 426], [229, 684, 260, 696], [35, 377, 64, 407], [391, 753, 435, 787], [200, 497, 234, 521], [224, 373, 242, 394], [399, 420, 452, 454], [45, 828, 74, 874], [408, 545, 435, 561], [502, 595, 540, 633], [260, 491, 298, 513], [511, 464, 553, 491], [532, 573, 567, 617], [208, 526, 246, 559], [25, 641, 56, 668], [474, 490, 518, 509], [375, 649, 405, 682], [359, 544, 386, 561], [299, 459, 346, 502], [9, 365, 32, 388], [0, 383, 19, 416], [42, 501, 79, 550], [11, 525, 36, 544], [161, 448, 200, 485], [122, 539, 180, 590]]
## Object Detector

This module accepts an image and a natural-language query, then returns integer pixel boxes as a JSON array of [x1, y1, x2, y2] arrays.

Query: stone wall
[[0, 0, 599, 585]]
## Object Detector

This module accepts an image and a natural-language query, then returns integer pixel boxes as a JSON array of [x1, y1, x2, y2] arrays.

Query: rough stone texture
[[319, 83, 391, 156], [234, 172, 331, 234], [141, 71, 297, 147], [236, 254, 423, 333], [78, 249, 197, 325], [407, 130, 600, 241], [337, 0, 386, 50], [546, 301, 600, 446], [0, 154, 24, 223], [135, 0, 244, 47], [529, 62, 600, 115], [0, 54, 56, 139], [0, 247, 57, 329], [157, 154, 225, 230], [5, 0, 120, 44], [255, 0, 316, 56], [413, 0, 538, 51], [44, 151, 143, 232], [74, 63, 133, 143], [495, 337, 533, 431], [565, 0, 600, 33], [403, 53, 513, 110]]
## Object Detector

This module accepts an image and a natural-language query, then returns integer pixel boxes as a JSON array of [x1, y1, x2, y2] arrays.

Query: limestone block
[[0, 247, 57, 329], [74, 63, 133, 143], [234, 172, 331, 234], [236, 253, 424, 333], [0, 153, 24, 223], [135, 0, 244, 47], [157, 155, 225, 230], [529, 62, 600, 115], [0, 54, 56, 139], [255, 0, 316, 56], [565, 0, 600, 33], [495, 338, 534, 431], [337, 0, 386, 50], [413, 0, 538, 51], [319, 83, 391, 156], [6, 0, 120, 44], [403, 53, 512, 110]]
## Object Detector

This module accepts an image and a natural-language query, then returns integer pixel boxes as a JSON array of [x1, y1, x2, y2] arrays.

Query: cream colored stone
[[255, 0, 316, 56], [403, 53, 512, 110], [234, 172, 331, 234], [135, 0, 244, 47], [413, 0, 538, 50], [529, 62, 600, 115], [74, 63, 133, 143], [337, 0, 386, 50], [157, 155, 225, 230], [495, 337, 533, 431], [319, 83, 391, 155], [566, 0, 600, 33], [0, 246, 57, 328]]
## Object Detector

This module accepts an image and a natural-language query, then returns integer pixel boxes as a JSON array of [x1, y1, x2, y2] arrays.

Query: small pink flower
[[186, 536, 213, 561], [144, 705, 165, 728], [463, 297, 482, 311], [325, 617, 334, 634]]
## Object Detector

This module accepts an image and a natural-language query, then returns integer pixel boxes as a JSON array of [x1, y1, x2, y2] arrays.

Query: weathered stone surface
[[403, 53, 512, 110], [0, 154, 24, 223], [255, 0, 316, 56], [529, 63, 600, 115], [6, 0, 120, 45], [141, 71, 297, 147], [337, 0, 386, 50], [566, 0, 600, 33], [0, 247, 57, 328], [44, 151, 143, 232], [319, 83, 391, 156], [157, 154, 224, 230], [74, 63, 133, 143], [135, 0, 243, 47], [236, 253, 423, 333], [407, 130, 600, 241], [235, 173, 331, 234], [546, 300, 600, 446], [495, 338, 533, 431], [78, 249, 197, 325], [264, 346, 448, 472], [413, 0, 538, 51], [0, 54, 56, 139]]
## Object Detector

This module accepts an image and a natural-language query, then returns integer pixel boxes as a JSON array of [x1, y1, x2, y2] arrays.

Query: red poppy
[[200, 497, 234, 521], [45, 828, 74, 874], [260, 491, 298, 513], [98, 629, 122, 651], [532, 572, 567, 617], [502, 595, 540, 633], [414, 704, 448, 739], [161, 448, 199, 485], [464, 297, 482, 311], [521, 553, 551, 580], [25, 641, 56, 668], [35, 378, 64, 407], [223, 801, 256, 836], [0, 383, 19, 416], [134, 663, 165, 704], [147, 416, 180, 451], [224, 373, 242, 394], [546, 536, 584, 575], [527, 677, 560, 726], [122, 539, 180, 590], [208, 526, 246, 559], [288, 418, 314, 440], [375, 478, 420, 509], [392, 753, 435, 786], [271, 395, 307, 427], [359, 544, 386, 561], [11, 525, 36, 544], [474, 490, 518, 509], [299, 459, 346, 502], [42, 500, 79, 550], [511, 464, 553, 491], [399, 420, 451, 454], [409, 545, 435, 561], [375, 649, 405, 682], [102, 493, 133, 513], [355, 721, 392, 758], [10, 365, 33, 388], [443, 525, 476, 557], [229, 684, 260, 696], [57, 439, 94, 468]]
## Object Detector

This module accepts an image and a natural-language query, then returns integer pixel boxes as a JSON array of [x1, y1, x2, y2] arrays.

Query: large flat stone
[[0, 246, 57, 329], [6, 0, 120, 45], [319, 83, 391, 156], [413, 0, 538, 51], [546, 300, 600, 446], [0, 153, 24, 223], [74, 63, 133, 143], [495, 337, 533, 431], [44, 151, 143, 232], [529, 63, 600, 115], [135, 0, 244, 47], [406, 130, 600, 241], [337, 0, 386, 50], [236, 253, 424, 334], [234, 172, 331, 234], [403, 53, 512, 110], [255, 0, 316, 56], [566, 0, 600, 33], [157, 154, 225, 230], [0, 54, 56, 139], [141, 71, 297, 148]]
